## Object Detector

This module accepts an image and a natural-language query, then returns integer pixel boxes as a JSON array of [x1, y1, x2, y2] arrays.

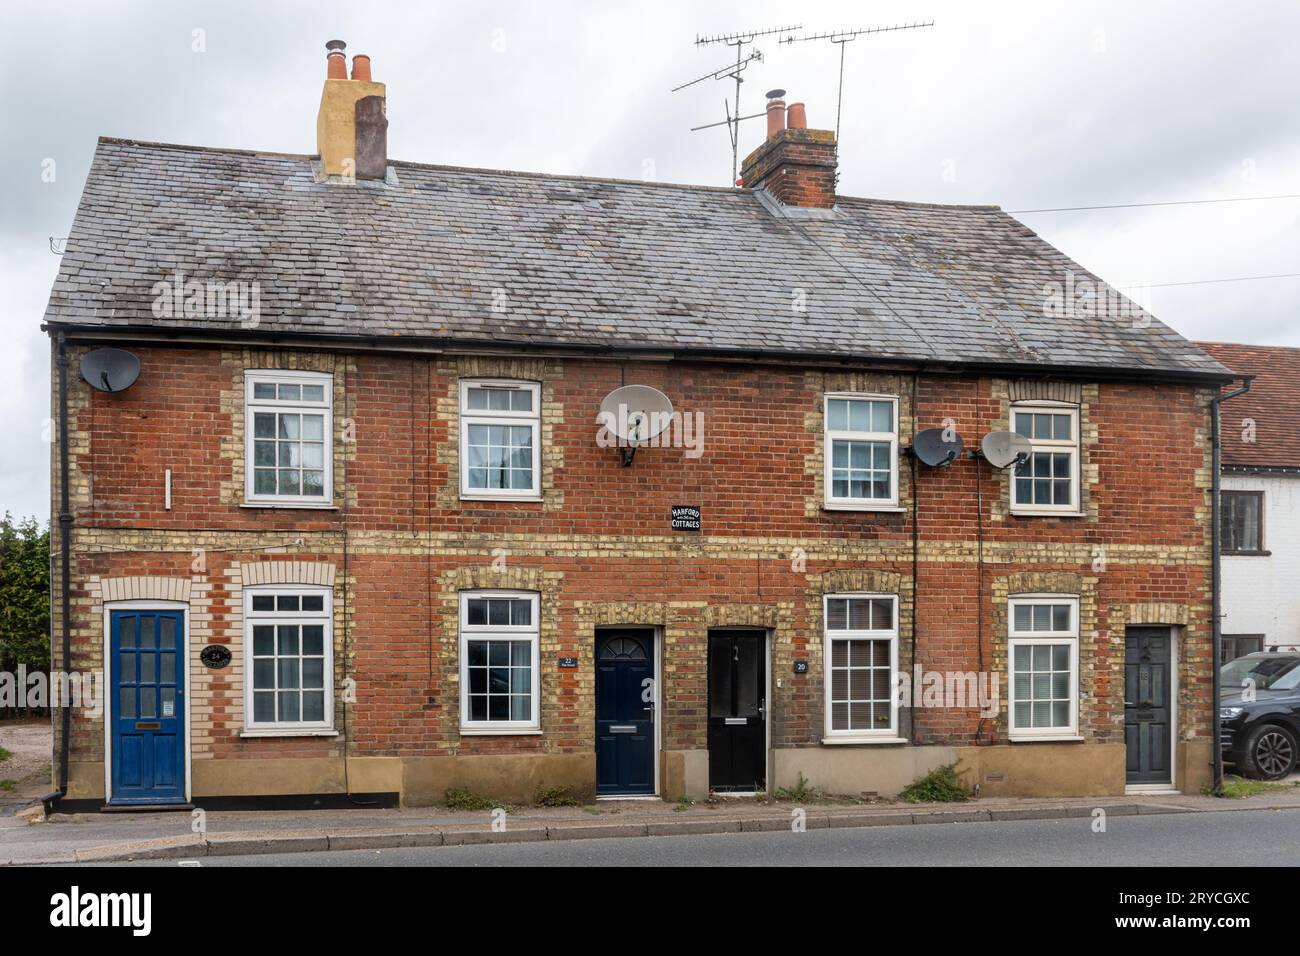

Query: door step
[[596, 794, 660, 801], [101, 803, 195, 813]]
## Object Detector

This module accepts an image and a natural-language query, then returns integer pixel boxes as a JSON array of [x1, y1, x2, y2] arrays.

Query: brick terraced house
[[42, 45, 1239, 808]]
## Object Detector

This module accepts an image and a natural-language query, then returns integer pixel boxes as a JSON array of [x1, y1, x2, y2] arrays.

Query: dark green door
[[1125, 626, 1172, 784]]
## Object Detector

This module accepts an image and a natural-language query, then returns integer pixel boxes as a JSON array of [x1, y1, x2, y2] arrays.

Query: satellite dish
[[598, 385, 674, 466], [599, 385, 674, 442], [912, 427, 964, 467], [981, 431, 1033, 469], [80, 348, 141, 393]]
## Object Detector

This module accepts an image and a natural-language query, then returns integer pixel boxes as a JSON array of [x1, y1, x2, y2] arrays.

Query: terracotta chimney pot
[[326, 39, 347, 79], [351, 54, 372, 82], [786, 102, 807, 130], [766, 94, 787, 140]]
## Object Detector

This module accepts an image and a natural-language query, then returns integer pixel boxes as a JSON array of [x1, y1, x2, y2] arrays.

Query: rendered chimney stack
[[316, 40, 388, 180], [739, 94, 837, 209]]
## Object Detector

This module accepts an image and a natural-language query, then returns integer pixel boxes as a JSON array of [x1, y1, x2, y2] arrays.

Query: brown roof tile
[[1197, 341, 1300, 469]]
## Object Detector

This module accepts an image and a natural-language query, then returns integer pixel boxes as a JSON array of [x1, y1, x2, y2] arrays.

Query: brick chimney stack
[[316, 40, 388, 180], [739, 92, 837, 209]]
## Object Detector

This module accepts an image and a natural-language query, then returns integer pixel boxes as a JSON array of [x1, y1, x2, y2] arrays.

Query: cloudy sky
[[2, 0, 1297, 520]]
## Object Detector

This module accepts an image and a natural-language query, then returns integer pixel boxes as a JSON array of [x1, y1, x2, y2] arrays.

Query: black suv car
[[1220, 653, 1300, 780]]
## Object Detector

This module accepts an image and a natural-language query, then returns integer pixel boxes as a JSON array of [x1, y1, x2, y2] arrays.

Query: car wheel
[[1241, 724, 1298, 780]]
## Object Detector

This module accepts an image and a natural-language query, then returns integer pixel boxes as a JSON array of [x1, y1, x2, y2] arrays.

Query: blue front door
[[595, 629, 655, 795], [110, 610, 186, 804]]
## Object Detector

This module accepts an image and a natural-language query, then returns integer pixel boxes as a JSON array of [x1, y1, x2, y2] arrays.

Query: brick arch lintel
[[1109, 603, 1191, 627], [1006, 570, 1084, 596], [574, 602, 675, 626], [238, 561, 337, 588], [442, 565, 548, 594], [99, 576, 193, 604], [813, 568, 904, 596], [703, 603, 781, 629]]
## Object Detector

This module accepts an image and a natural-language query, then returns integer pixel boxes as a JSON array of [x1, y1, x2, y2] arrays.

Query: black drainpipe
[[1209, 376, 1252, 798], [909, 374, 920, 744], [44, 332, 72, 811]]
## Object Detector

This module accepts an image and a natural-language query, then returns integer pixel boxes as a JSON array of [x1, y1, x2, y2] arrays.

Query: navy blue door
[[110, 610, 186, 804], [595, 629, 655, 795]]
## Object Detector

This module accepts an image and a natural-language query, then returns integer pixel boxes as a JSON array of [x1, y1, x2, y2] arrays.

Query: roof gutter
[[40, 322, 1241, 387], [1210, 374, 1254, 798]]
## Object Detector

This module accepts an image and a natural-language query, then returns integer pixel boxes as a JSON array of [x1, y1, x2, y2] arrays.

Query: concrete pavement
[[5, 785, 1300, 865]]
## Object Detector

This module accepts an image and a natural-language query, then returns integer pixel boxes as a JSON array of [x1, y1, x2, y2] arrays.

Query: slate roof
[[44, 137, 1232, 381], [1197, 342, 1300, 469]]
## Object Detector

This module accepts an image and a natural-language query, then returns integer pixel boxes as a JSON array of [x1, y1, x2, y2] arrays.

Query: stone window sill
[[1009, 511, 1086, 519], [821, 736, 909, 746], [241, 502, 339, 511], [822, 505, 906, 514], [460, 496, 544, 504]]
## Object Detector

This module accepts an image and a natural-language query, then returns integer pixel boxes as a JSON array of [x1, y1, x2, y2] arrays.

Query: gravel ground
[[0, 719, 51, 814]]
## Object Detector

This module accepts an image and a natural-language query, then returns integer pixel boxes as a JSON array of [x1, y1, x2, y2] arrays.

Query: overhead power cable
[[1139, 272, 1300, 289], [1008, 193, 1300, 214]]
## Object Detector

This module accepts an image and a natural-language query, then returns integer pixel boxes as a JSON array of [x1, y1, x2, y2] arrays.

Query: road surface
[[85, 806, 1300, 867]]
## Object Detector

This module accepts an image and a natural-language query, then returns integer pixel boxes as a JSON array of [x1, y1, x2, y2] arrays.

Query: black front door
[[708, 630, 766, 792], [595, 629, 655, 795], [1125, 626, 1173, 784]]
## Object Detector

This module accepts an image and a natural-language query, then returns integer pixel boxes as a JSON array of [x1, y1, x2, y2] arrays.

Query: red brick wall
[[58, 344, 1215, 765], [739, 128, 838, 208]]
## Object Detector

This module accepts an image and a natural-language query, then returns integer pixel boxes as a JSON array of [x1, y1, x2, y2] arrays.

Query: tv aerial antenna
[[676, 24, 801, 185], [671, 50, 764, 93], [780, 21, 934, 144]]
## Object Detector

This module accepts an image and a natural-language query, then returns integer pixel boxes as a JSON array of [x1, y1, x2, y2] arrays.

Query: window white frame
[[1007, 594, 1080, 740], [823, 393, 900, 510], [1009, 401, 1081, 516], [822, 593, 901, 742], [242, 585, 335, 735], [244, 370, 333, 506], [459, 380, 542, 501], [459, 590, 542, 735]]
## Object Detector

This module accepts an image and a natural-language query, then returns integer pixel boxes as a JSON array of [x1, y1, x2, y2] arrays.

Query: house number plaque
[[200, 644, 233, 669]]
